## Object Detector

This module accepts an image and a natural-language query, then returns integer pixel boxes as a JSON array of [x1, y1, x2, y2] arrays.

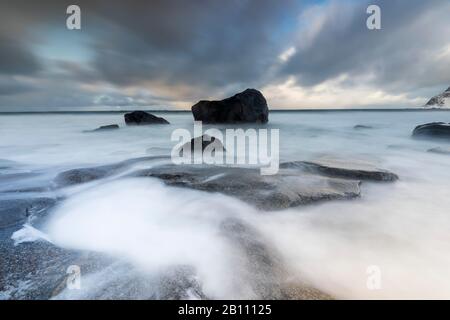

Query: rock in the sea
[[428, 147, 450, 155], [124, 111, 169, 125], [354, 125, 373, 130], [54, 156, 171, 187], [192, 89, 269, 123], [178, 134, 225, 155], [281, 156, 399, 182], [89, 124, 119, 132], [134, 164, 361, 210], [412, 122, 450, 139]]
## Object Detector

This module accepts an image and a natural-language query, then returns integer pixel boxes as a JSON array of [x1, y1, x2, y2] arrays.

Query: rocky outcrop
[[281, 157, 399, 182], [124, 111, 169, 125], [192, 89, 269, 123], [134, 164, 362, 210], [425, 87, 450, 108], [412, 122, 450, 139]]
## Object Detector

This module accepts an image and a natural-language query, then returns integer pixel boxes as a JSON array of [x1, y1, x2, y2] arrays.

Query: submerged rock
[[221, 218, 332, 299], [54, 156, 171, 187], [87, 124, 119, 132], [124, 111, 169, 125], [0, 198, 56, 229], [178, 134, 225, 156], [428, 147, 450, 155], [157, 265, 206, 300], [192, 89, 269, 123], [134, 164, 361, 210], [354, 125, 373, 130], [281, 157, 399, 182], [412, 122, 450, 139]]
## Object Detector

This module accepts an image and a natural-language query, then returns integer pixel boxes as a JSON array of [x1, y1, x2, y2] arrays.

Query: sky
[[0, 0, 449, 110]]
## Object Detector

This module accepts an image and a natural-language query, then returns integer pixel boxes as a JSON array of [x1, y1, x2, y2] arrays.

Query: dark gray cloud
[[283, 0, 450, 96], [0, 0, 448, 109]]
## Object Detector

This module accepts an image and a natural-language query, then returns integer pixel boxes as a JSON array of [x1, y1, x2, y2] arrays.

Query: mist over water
[[1, 110, 450, 299]]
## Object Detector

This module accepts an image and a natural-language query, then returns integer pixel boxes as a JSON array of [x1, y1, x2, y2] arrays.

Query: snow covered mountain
[[425, 87, 450, 108]]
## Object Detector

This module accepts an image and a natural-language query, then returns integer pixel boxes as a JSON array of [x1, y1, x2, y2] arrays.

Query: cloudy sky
[[0, 0, 449, 110]]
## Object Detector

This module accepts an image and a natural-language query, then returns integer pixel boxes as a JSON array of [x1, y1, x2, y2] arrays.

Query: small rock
[[124, 111, 169, 125], [354, 125, 373, 130], [428, 147, 450, 155], [178, 134, 225, 155], [90, 124, 119, 132]]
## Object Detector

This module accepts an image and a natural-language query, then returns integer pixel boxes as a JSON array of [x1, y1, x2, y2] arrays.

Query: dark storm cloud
[[88, 0, 297, 91], [0, 36, 41, 76], [0, 0, 449, 109], [283, 0, 450, 94]]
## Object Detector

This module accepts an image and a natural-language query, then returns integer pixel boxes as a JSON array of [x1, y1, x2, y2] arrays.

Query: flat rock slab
[[281, 157, 399, 182], [134, 164, 361, 210]]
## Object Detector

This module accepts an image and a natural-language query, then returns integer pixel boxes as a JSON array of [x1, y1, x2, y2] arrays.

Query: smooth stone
[[412, 122, 450, 139]]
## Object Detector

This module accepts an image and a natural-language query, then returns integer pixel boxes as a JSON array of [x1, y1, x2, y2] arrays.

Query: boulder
[[124, 111, 169, 125], [192, 89, 269, 123], [178, 134, 225, 155], [412, 122, 450, 139]]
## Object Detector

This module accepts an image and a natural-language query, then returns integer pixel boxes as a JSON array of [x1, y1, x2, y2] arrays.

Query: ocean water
[[1, 110, 450, 299]]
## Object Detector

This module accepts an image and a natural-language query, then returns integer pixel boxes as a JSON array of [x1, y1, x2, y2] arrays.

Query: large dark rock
[[412, 122, 450, 139], [192, 89, 269, 123], [124, 111, 169, 125]]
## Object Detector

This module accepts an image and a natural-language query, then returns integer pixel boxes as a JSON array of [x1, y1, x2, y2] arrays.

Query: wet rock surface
[[281, 157, 399, 182], [134, 164, 362, 210], [412, 122, 450, 139]]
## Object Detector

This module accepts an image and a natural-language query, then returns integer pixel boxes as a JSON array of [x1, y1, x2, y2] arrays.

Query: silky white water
[[1, 110, 450, 299]]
